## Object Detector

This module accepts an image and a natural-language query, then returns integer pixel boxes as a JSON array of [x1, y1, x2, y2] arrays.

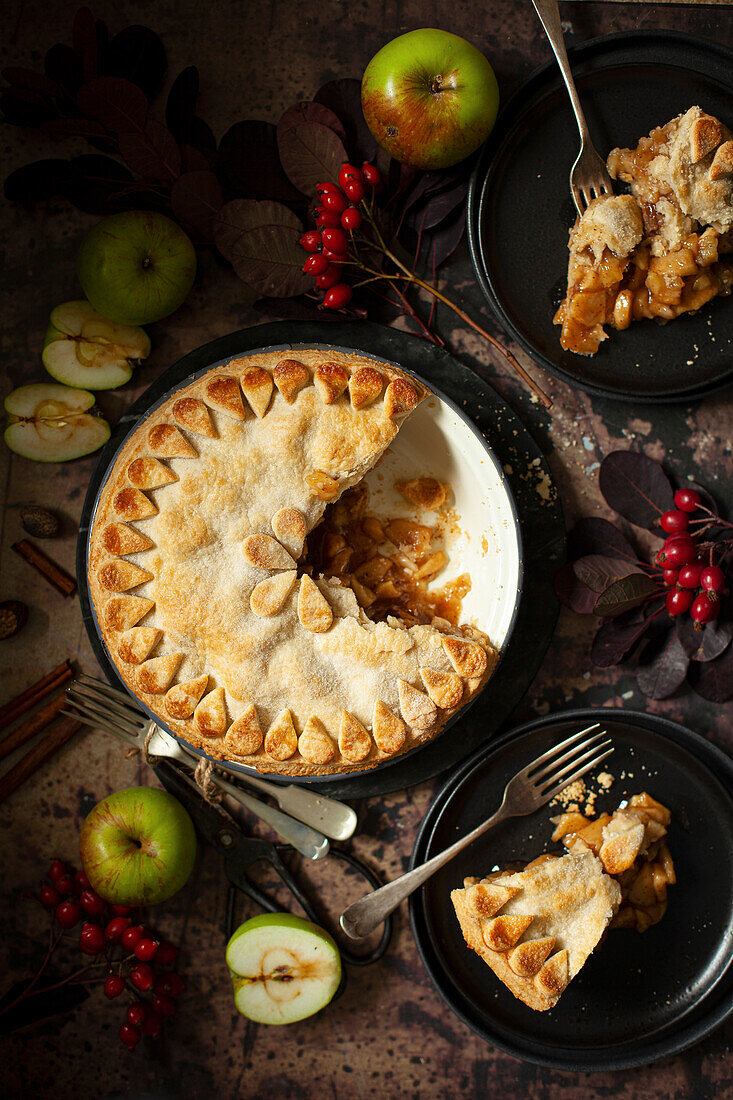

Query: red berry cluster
[[39, 859, 185, 1051], [298, 161, 382, 310], [656, 489, 727, 626]]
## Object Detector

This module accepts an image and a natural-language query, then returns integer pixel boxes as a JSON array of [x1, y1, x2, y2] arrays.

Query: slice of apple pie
[[554, 106, 733, 355]]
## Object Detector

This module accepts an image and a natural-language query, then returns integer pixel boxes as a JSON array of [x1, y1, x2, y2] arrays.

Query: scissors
[[154, 759, 392, 972]]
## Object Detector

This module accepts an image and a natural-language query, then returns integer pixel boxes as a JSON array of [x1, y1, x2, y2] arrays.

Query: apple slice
[[42, 300, 150, 390], [226, 913, 342, 1025], [4, 382, 110, 462]]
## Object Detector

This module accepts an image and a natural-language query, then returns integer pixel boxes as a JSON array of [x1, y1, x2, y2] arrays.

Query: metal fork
[[531, 0, 614, 215], [63, 675, 355, 860], [339, 723, 613, 938]]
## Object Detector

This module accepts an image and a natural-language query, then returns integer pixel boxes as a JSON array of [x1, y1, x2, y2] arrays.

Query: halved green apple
[[4, 383, 110, 462], [226, 913, 342, 1025], [42, 300, 150, 390]]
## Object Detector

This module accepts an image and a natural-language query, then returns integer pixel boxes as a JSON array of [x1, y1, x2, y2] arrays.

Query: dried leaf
[[278, 101, 347, 148], [567, 517, 639, 564], [554, 562, 597, 614], [677, 615, 733, 662], [277, 119, 347, 198], [119, 120, 181, 181], [171, 170, 223, 240], [594, 573, 659, 618], [313, 78, 378, 162], [637, 630, 689, 699], [76, 76, 148, 133], [105, 25, 167, 100], [573, 554, 644, 593], [214, 199, 311, 297], [217, 121, 302, 202], [688, 643, 733, 702], [598, 451, 674, 531]]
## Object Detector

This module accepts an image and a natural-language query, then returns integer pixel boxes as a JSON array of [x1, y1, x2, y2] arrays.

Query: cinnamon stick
[[0, 717, 82, 805], [0, 660, 73, 731], [0, 692, 68, 764], [12, 540, 76, 597]]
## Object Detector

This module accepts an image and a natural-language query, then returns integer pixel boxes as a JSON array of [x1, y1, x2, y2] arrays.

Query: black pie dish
[[467, 30, 733, 403], [77, 322, 563, 797], [409, 706, 733, 1070]]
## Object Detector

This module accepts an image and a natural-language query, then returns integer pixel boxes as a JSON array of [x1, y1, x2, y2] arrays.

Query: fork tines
[[62, 675, 148, 748], [526, 723, 614, 802]]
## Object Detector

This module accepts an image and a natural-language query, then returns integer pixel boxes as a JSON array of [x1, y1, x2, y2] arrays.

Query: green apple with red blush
[[361, 28, 500, 170], [79, 786, 196, 906]]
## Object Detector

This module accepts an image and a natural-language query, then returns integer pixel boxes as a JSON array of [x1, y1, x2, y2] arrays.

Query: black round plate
[[409, 707, 733, 1070], [467, 31, 733, 403], [77, 321, 564, 799]]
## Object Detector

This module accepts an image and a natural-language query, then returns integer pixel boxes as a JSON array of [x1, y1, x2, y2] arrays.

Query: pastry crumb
[[597, 771, 614, 790]]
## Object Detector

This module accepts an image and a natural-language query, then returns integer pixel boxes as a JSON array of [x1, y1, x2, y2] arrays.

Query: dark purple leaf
[[63, 154, 137, 214], [2, 67, 64, 97], [4, 158, 77, 202], [405, 180, 469, 233], [119, 120, 181, 181], [415, 211, 466, 270], [594, 572, 659, 618], [217, 121, 302, 203], [171, 170, 223, 240], [567, 517, 639, 563], [637, 630, 689, 699], [44, 43, 83, 94], [105, 25, 166, 100], [554, 562, 597, 614], [214, 199, 311, 297], [72, 7, 96, 53], [277, 119, 347, 198], [165, 67, 216, 153], [677, 615, 732, 662], [598, 451, 674, 531], [181, 143, 213, 173], [592, 613, 654, 668], [44, 116, 108, 140], [688, 642, 733, 702], [573, 554, 644, 593], [0, 978, 89, 1035], [0, 87, 56, 127], [77, 77, 147, 133], [278, 101, 347, 148], [313, 78, 378, 163]]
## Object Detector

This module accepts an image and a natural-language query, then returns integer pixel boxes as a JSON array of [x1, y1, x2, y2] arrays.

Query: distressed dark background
[[1, 1, 732, 1097]]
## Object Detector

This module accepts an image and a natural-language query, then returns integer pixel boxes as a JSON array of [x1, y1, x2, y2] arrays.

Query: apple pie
[[555, 106, 733, 355], [88, 348, 498, 776], [451, 792, 674, 1011]]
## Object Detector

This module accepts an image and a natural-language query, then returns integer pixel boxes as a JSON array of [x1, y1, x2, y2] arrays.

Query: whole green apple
[[77, 211, 196, 326], [79, 786, 196, 906], [361, 28, 500, 170]]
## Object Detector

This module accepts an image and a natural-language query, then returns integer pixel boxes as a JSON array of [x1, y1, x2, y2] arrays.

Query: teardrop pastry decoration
[[534, 950, 570, 997], [250, 570, 296, 617], [314, 362, 348, 404], [297, 576, 333, 633], [442, 636, 488, 678], [194, 687, 228, 737], [98, 560, 153, 592], [165, 674, 209, 720], [372, 700, 406, 754], [205, 376, 246, 419], [101, 523, 153, 556], [148, 423, 197, 458], [243, 534, 297, 571], [349, 366, 383, 410], [264, 709, 298, 760], [239, 364, 273, 418], [507, 936, 556, 979], [225, 705, 263, 756], [339, 711, 372, 763], [127, 457, 177, 490], [173, 397, 216, 438], [419, 667, 463, 710], [397, 679, 438, 731], [136, 653, 184, 695], [482, 914, 534, 953], [273, 359, 309, 403], [102, 595, 154, 632], [113, 487, 157, 521], [117, 627, 162, 664], [298, 717, 336, 765], [384, 378, 419, 419], [271, 508, 306, 558]]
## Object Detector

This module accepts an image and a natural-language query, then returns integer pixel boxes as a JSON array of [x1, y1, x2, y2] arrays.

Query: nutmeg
[[20, 506, 59, 539], [0, 600, 29, 639]]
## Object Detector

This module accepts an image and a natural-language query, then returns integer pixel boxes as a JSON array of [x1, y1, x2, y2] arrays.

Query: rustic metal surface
[[1, 1, 732, 1097]]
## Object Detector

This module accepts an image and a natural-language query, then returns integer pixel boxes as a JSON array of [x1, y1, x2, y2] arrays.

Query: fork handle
[[211, 772, 330, 862], [531, 0, 592, 143], [339, 805, 507, 939]]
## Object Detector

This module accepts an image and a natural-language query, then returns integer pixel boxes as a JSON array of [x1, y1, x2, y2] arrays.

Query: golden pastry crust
[[451, 851, 621, 1012], [88, 347, 498, 776]]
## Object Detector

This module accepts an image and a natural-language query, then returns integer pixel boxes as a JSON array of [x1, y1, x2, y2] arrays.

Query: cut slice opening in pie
[[88, 348, 498, 776], [554, 106, 733, 356]]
